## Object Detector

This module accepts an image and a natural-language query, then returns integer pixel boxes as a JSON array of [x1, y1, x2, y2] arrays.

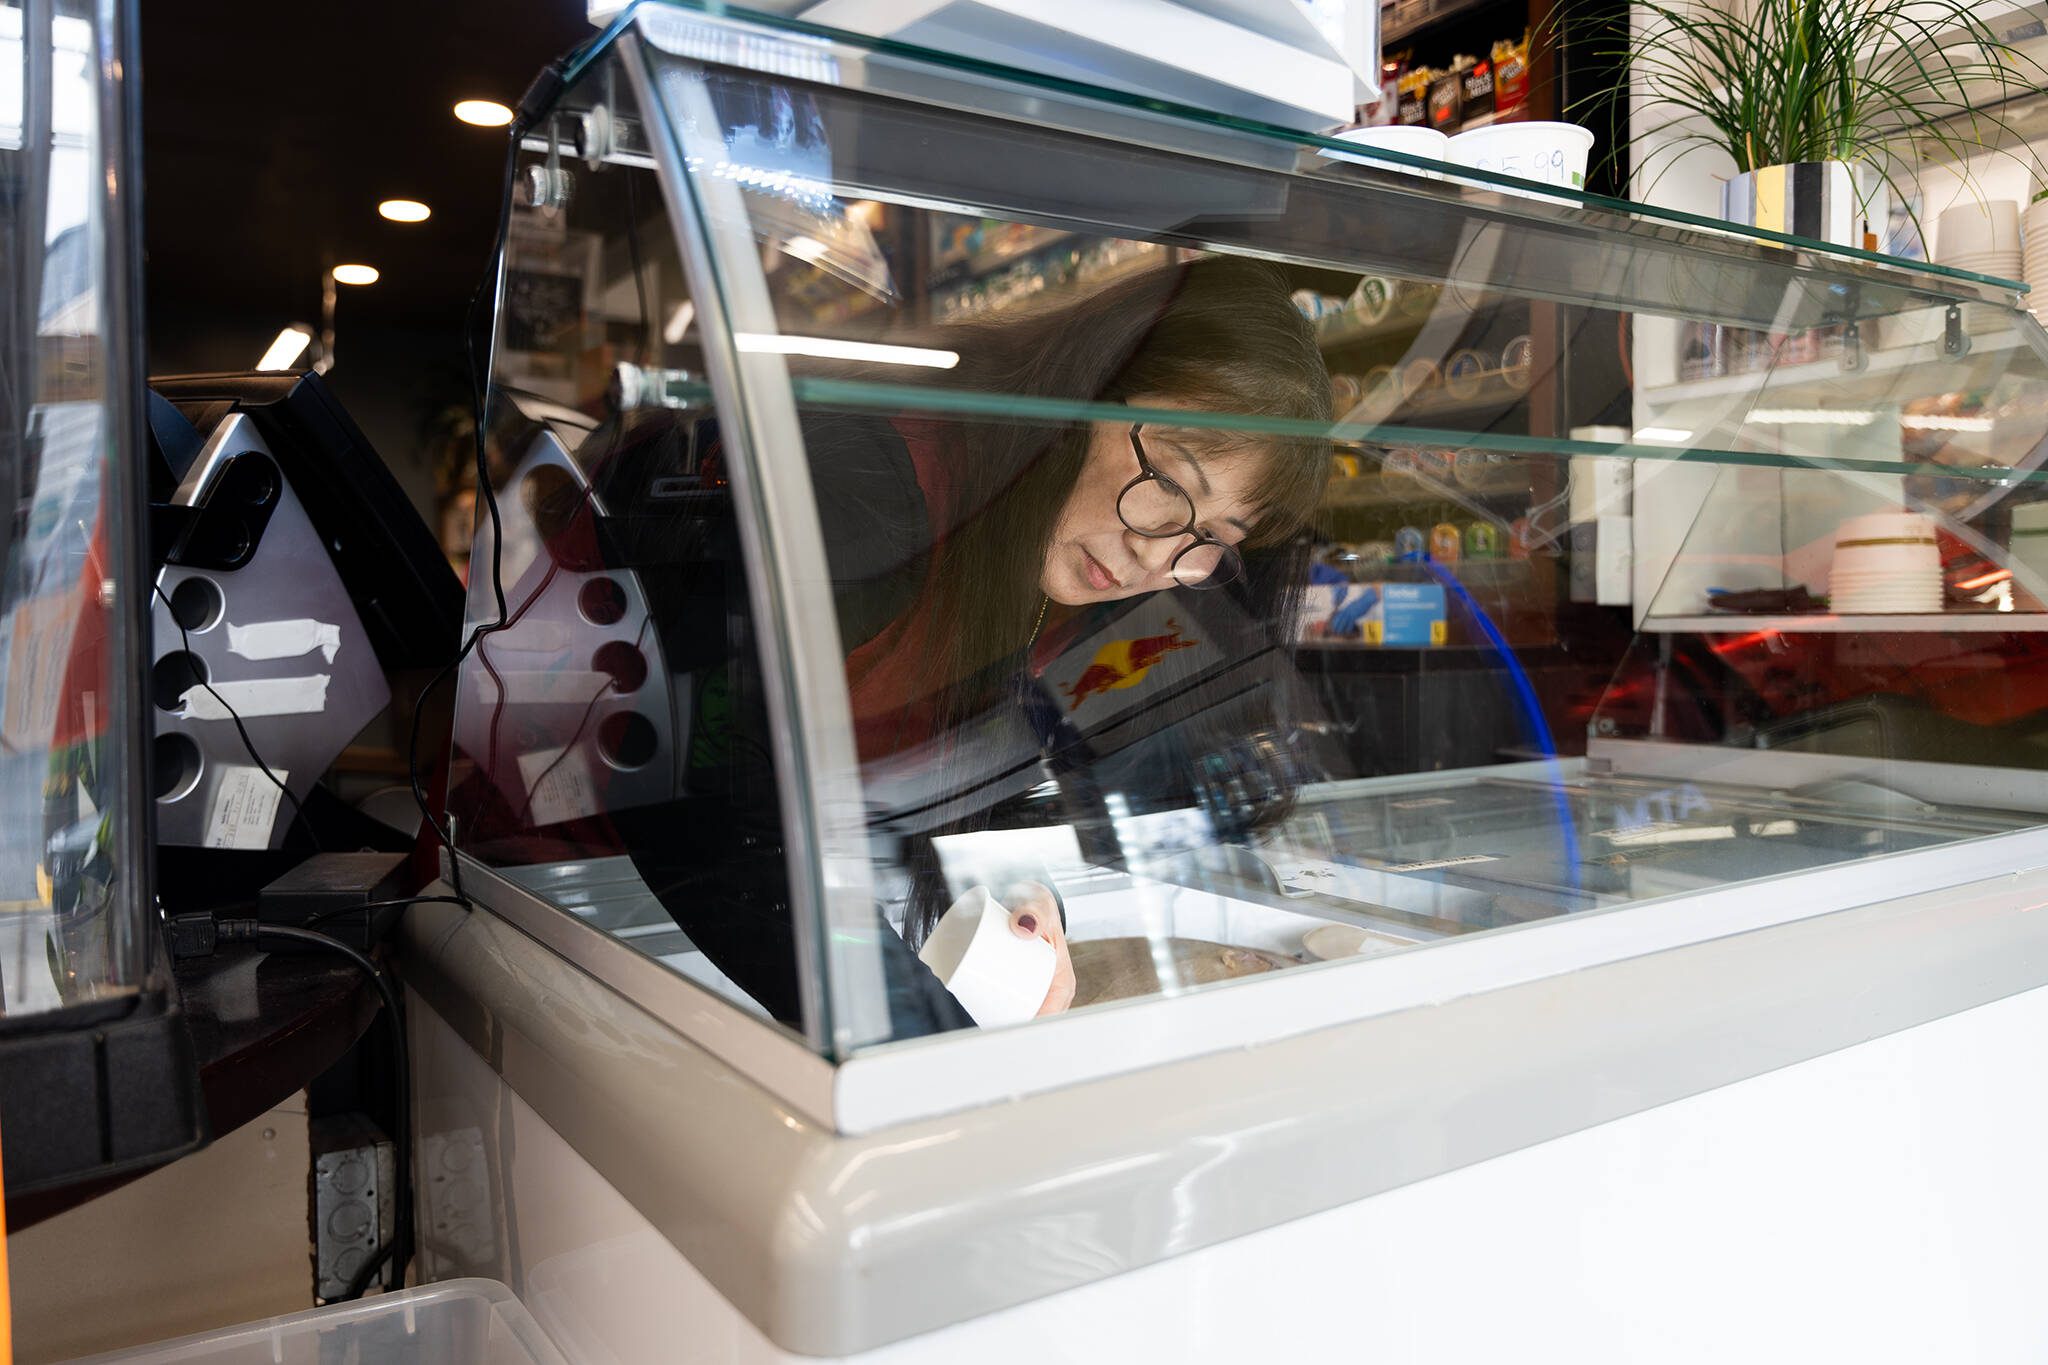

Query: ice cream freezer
[[399, 2, 2048, 1360]]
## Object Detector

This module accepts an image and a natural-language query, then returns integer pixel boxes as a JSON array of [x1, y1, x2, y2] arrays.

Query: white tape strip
[[227, 618, 342, 664], [180, 674, 331, 720]]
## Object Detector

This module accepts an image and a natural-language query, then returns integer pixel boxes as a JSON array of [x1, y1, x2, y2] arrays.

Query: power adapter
[[258, 852, 413, 951]]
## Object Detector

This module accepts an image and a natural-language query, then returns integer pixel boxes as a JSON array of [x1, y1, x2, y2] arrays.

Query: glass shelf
[[1647, 613, 2048, 633], [788, 377, 2048, 487], [623, 0, 2031, 315]]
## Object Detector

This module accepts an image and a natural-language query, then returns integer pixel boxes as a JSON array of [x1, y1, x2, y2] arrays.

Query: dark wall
[[138, 1, 590, 520]]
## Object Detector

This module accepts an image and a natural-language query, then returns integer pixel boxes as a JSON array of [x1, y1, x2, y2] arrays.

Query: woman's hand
[[1006, 882, 1075, 1016]]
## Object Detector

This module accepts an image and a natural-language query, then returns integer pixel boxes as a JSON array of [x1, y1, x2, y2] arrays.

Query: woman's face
[[1040, 401, 1266, 606]]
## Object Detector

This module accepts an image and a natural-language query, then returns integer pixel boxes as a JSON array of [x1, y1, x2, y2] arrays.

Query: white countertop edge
[[834, 822, 2048, 1133]]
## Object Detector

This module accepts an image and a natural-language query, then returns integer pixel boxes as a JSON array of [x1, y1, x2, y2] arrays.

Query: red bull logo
[[1059, 619, 1199, 711]]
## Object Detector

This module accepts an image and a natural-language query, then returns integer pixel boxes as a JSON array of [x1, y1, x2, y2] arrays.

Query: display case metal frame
[[431, 0, 2048, 1131]]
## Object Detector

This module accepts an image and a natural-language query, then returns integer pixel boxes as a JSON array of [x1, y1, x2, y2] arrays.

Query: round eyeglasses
[[1116, 424, 1243, 590]]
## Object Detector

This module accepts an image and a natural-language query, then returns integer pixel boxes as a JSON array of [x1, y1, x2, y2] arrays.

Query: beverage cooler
[[402, 3, 2048, 1359]]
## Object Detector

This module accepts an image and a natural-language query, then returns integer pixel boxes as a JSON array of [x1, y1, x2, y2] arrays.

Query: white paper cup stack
[[1829, 512, 1943, 614], [1939, 200, 2023, 333], [2025, 197, 2048, 324]]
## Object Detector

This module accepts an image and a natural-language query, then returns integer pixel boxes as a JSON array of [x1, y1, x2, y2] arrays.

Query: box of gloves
[[1300, 581, 1447, 645]]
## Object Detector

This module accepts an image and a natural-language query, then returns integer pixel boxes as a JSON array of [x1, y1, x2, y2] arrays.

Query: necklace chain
[[1025, 595, 1050, 653]]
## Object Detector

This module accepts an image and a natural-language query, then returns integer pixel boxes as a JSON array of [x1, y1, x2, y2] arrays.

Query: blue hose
[[1407, 554, 1584, 894]]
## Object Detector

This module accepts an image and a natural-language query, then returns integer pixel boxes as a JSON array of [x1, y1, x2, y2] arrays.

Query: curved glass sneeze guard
[[453, 14, 2048, 1062], [0, 0, 149, 1017]]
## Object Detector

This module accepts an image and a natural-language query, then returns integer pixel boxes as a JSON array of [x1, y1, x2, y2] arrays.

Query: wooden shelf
[[1327, 371, 1534, 437], [1316, 290, 1520, 351], [1400, 370, 1532, 418], [1323, 473, 1529, 507], [1381, 0, 1508, 45], [1317, 309, 1430, 350]]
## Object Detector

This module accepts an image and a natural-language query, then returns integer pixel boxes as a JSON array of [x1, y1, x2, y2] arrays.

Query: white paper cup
[[1321, 125, 1452, 179], [917, 886, 1056, 1028], [1446, 122, 1595, 201], [1939, 200, 2021, 258]]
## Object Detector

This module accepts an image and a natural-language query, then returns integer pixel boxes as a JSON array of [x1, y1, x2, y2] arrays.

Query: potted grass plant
[[1552, 0, 2048, 249]]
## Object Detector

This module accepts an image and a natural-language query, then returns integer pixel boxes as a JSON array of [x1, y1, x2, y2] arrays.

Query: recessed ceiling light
[[331, 264, 380, 286], [256, 325, 314, 371], [379, 199, 431, 223], [454, 99, 514, 127]]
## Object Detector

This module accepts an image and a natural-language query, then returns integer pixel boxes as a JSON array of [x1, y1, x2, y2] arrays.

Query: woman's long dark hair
[[868, 255, 1336, 946], [907, 255, 1333, 730]]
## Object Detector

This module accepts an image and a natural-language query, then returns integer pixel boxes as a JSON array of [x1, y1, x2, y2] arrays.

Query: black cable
[[301, 893, 473, 931], [405, 92, 533, 900], [255, 923, 412, 1299], [343, 1241, 396, 1301], [152, 580, 319, 852], [168, 914, 413, 1297], [409, 56, 620, 885], [479, 554, 563, 802], [507, 612, 651, 828]]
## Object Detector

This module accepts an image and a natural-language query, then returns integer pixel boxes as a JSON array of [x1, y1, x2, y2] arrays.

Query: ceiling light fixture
[[454, 99, 514, 127], [255, 325, 314, 371], [378, 198, 431, 223], [1632, 426, 1694, 444], [331, 263, 380, 286], [733, 333, 959, 368]]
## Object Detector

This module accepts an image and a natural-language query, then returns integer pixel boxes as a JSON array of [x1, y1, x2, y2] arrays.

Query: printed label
[[206, 764, 289, 850], [516, 744, 601, 827]]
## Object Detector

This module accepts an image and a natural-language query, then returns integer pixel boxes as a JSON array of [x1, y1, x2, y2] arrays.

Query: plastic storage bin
[[61, 1280, 568, 1365]]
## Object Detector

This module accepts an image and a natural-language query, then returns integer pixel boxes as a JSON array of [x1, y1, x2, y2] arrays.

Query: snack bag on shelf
[[1493, 33, 1531, 122], [1357, 53, 1408, 127], [1457, 55, 1495, 125], [1427, 68, 1464, 132], [1398, 68, 1432, 127]]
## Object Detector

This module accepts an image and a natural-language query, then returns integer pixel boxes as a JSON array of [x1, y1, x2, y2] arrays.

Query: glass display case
[[0, 0, 202, 1196], [400, 4, 2048, 1355], [441, 0, 2048, 1083]]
